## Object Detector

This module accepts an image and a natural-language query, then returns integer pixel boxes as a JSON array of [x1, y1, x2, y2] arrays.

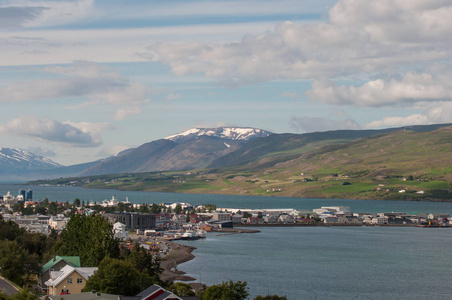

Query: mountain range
[[1, 124, 451, 183]]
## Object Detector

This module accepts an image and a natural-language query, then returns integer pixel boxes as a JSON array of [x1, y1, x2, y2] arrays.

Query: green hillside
[[29, 126, 452, 201]]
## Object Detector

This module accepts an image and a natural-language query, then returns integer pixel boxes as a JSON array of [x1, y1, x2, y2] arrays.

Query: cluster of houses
[[38, 256, 191, 299], [314, 206, 450, 225]]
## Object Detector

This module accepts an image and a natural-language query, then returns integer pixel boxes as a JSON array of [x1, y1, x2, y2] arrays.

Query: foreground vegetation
[[30, 127, 452, 201]]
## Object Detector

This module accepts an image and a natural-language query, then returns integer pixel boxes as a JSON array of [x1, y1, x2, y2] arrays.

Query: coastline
[[160, 242, 197, 282], [160, 228, 260, 283]]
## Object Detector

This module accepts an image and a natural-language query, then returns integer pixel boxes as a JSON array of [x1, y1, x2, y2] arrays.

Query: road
[[0, 276, 18, 297]]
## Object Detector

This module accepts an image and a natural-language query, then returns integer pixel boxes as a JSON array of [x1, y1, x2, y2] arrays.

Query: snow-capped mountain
[[165, 127, 273, 144], [0, 148, 61, 172]]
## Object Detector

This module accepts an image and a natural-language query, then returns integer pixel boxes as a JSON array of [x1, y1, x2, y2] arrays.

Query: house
[[263, 215, 278, 224], [136, 284, 183, 300], [45, 264, 97, 296], [428, 213, 450, 221], [49, 215, 69, 231], [278, 214, 295, 224], [338, 216, 363, 224], [39, 256, 81, 292], [323, 217, 339, 224], [49, 291, 132, 300], [371, 217, 388, 225]]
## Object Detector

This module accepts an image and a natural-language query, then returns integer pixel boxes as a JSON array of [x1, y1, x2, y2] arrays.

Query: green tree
[[169, 282, 195, 297], [174, 204, 182, 214], [0, 220, 23, 241], [73, 198, 81, 206], [126, 243, 162, 278], [83, 257, 142, 296], [0, 240, 39, 287], [150, 204, 161, 214], [47, 202, 58, 215], [202, 281, 249, 300], [52, 214, 119, 266]]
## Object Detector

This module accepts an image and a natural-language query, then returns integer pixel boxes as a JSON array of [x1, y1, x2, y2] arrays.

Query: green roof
[[41, 256, 81, 273]]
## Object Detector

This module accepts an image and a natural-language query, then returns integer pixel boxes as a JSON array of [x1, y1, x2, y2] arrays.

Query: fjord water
[[177, 227, 452, 299], [2, 184, 452, 214]]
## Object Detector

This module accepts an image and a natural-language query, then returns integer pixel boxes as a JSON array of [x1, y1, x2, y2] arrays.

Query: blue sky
[[0, 0, 451, 165]]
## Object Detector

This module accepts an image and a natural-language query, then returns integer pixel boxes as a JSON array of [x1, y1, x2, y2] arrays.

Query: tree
[[0, 240, 39, 287], [126, 243, 162, 278], [174, 204, 182, 214], [73, 198, 81, 207], [83, 257, 142, 296], [202, 281, 249, 300], [52, 214, 119, 266], [169, 282, 195, 297]]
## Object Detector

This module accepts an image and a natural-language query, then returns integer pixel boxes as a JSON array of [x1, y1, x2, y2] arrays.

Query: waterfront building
[[103, 212, 156, 230], [26, 189, 33, 200], [212, 212, 231, 221]]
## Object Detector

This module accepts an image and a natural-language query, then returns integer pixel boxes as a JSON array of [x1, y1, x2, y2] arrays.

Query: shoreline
[[160, 242, 197, 282], [160, 228, 259, 283]]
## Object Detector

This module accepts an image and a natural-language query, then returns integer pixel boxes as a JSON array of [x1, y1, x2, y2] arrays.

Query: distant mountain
[[0, 148, 60, 173], [81, 136, 244, 176], [208, 124, 452, 170], [165, 127, 272, 143], [8, 123, 452, 182]]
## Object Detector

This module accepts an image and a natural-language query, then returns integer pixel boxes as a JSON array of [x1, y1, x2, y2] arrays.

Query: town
[[0, 189, 450, 299]]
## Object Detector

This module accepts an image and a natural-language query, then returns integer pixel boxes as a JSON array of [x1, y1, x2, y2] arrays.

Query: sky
[[0, 0, 451, 166]]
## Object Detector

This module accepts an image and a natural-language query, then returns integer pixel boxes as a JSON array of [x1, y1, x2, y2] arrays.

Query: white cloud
[[114, 107, 142, 121], [0, 0, 94, 28], [306, 64, 452, 107], [365, 102, 452, 128], [0, 6, 47, 28], [0, 61, 150, 118], [0, 116, 112, 147], [0, 22, 277, 67], [290, 116, 361, 133], [146, 0, 452, 84]]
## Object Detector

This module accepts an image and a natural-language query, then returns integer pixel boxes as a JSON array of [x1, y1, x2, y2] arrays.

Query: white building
[[113, 222, 128, 240], [49, 215, 69, 231]]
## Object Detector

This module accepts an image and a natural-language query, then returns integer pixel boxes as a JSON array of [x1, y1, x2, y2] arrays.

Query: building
[[212, 212, 231, 222], [45, 265, 97, 296], [136, 284, 183, 300], [49, 215, 69, 231], [113, 222, 128, 240], [39, 256, 81, 292], [104, 212, 156, 230]]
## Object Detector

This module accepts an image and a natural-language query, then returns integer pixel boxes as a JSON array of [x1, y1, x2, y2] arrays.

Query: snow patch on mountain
[[165, 127, 273, 143], [0, 148, 61, 171]]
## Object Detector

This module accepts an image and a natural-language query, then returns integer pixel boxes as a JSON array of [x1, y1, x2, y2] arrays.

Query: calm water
[[1, 184, 452, 214], [2, 184, 452, 299], [177, 227, 452, 299]]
